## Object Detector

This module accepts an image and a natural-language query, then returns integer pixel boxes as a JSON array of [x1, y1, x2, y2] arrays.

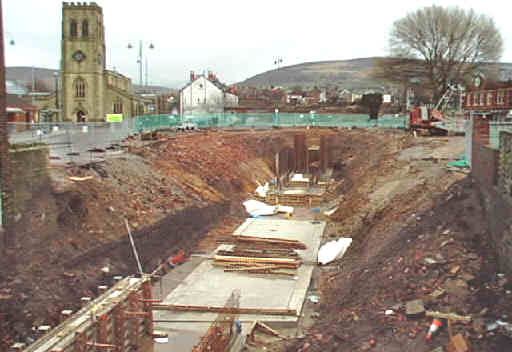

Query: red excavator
[[409, 85, 460, 135]]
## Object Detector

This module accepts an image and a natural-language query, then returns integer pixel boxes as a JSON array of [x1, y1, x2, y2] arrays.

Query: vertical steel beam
[[294, 134, 306, 173], [320, 135, 329, 173]]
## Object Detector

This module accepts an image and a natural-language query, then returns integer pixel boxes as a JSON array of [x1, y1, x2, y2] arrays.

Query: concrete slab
[[157, 260, 313, 313], [153, 218, 325, 349]]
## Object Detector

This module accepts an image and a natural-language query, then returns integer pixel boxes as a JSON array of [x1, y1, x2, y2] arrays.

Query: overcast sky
[[4, 0, 512, 88]]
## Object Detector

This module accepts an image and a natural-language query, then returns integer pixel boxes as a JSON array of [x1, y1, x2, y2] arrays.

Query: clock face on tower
[[72, 50, 86, 63], [474, 75, 482, 88]]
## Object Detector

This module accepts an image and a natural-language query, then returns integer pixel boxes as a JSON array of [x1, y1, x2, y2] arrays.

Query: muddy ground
[[1, 127, 510, 352], [269, 135, 512, 351]]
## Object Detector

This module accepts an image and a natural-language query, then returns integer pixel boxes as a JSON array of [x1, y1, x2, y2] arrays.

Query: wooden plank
[[216, 250, 298, 259], [151, 304, 297, 316], [223, 265, 285, 272], [214, 255, 301, 268], [255, 321, 284, 338], [426, 311, 471, 322]]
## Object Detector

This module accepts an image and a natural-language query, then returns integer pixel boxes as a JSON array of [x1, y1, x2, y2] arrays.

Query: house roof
[[6, 94, 36, 108], [180, 74, 234, 94], [6, 80, 28, 95]]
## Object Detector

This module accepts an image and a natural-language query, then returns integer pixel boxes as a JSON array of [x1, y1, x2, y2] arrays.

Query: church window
[[70, 20, 77, 38], [75, 78, 86, 98], [82, 20, 89, 38], [113, 98, 123, 114]]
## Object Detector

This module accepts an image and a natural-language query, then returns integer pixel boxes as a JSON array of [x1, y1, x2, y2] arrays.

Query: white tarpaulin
[[276, 205, 294, 214], [243, 199, 276, 217], [291, 173, 310, 182], [318, 238, 352, 265], [255, 182, 269, 198], [323, 207, 338, 217]]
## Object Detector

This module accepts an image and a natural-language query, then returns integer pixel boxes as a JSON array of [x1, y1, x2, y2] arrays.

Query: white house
[[179, 71, 238, 115]]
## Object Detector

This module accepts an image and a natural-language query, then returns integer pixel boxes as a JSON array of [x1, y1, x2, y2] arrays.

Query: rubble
[[406, 299, 426, 318]]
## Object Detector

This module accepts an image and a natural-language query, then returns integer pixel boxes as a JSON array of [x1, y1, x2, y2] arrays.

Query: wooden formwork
[[266, 193, 323, 207], [20, 276, 153, 352]]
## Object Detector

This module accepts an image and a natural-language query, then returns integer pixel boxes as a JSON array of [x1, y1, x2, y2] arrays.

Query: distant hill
[[6, 67, 58, 92], [6, 67, 175, 94], [238, 57, 512, 90], [239, 57, 385, 90]]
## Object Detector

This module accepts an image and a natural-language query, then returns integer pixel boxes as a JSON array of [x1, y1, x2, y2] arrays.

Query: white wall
[[224, 92, 239, 108], [180, 76, 224, 114]]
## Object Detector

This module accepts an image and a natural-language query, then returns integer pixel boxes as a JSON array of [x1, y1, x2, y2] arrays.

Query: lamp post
[[127, 40, 154, 88], [53, 72, 59, 122], [274, 57, 283, 70]]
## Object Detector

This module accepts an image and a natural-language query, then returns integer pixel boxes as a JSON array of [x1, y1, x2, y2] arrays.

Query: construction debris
[[446, 334, 470, 352], [406, 299, 426, 318], [254, 321, 285, 338], [192, 290, 241, 352], [68, 176, 94, 181], [426, 311, 472, 322]]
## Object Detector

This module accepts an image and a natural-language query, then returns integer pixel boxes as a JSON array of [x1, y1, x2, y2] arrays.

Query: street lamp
[[53, 72, 59, 121], [274, 57, 283, 70], [127, 41, 154, 88]]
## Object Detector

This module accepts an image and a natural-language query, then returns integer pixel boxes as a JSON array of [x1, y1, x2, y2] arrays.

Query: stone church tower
[[61, 2, 106, 122]]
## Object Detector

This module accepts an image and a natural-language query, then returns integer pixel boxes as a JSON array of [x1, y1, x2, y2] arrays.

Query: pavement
[[8, 121, 138, 165]]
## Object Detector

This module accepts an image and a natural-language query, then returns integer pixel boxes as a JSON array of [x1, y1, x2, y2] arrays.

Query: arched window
[[74, 78, 86, 98], [70, 20, 77, 38], [113, 97, 123, 114], [82, 20, 89, 38]]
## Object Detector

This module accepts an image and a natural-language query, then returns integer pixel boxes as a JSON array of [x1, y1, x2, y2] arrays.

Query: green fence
[[134, 113, 409, 132]]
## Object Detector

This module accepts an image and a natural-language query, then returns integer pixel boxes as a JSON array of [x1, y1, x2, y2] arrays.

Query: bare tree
[[388, 5, 503, 102], [372, 57, 427, 110]]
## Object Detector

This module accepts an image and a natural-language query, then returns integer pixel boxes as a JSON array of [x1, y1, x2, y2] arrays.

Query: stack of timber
[[214, 235, 307, 276], [265, 190, 323, 207]]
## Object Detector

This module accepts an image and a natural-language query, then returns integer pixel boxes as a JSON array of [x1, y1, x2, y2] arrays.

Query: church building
[[60, 2, 143, 122]]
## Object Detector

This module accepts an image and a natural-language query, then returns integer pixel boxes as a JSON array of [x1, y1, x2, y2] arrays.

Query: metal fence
[[7, 119, 137, 164], [134, 113, 409, 131], [6, 113, 408, 164]]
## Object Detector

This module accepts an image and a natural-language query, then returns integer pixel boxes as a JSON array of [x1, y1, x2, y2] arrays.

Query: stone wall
[[498, 131, 512, 199], [4, 145, 50, 235], [472, 144, 499, 189], [477, 131, 512, 275]]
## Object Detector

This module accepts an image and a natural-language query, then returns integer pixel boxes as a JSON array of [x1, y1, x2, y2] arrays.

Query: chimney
[[190, 71, 195, 82], [208, 70, 214, 81]]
